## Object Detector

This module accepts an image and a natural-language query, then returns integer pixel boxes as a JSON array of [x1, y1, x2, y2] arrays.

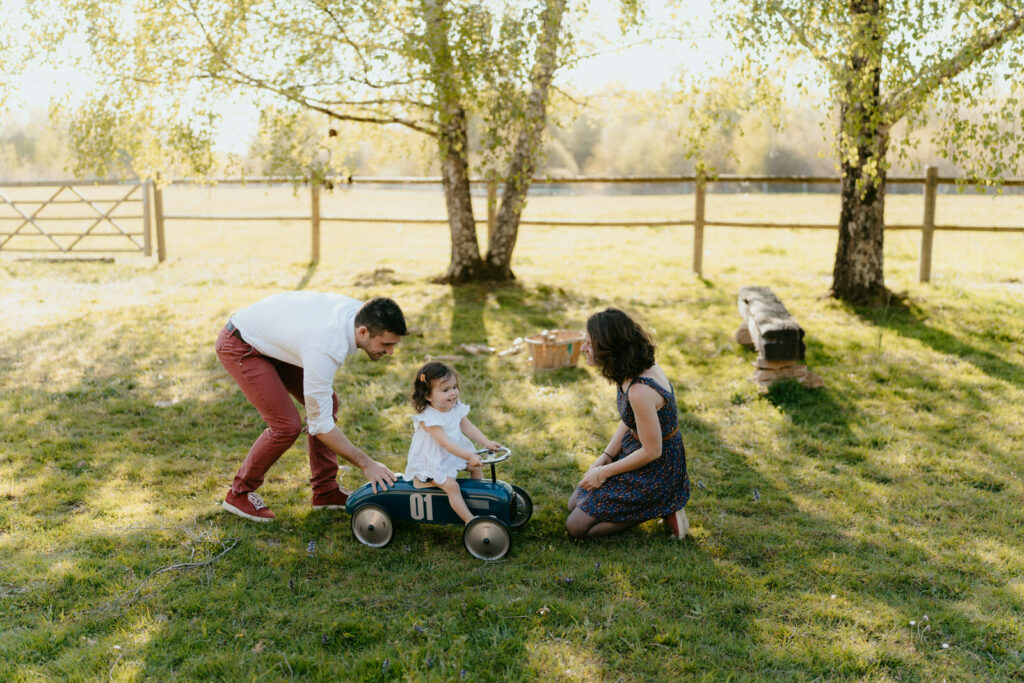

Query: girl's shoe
[[663, 508, 688, 539]]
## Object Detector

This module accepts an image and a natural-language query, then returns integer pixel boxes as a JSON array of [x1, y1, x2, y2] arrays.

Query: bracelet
[[601, 451, 611, 458]]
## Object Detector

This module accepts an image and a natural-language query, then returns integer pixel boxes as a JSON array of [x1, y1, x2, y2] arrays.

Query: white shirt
[[230, 292, 361, 435]]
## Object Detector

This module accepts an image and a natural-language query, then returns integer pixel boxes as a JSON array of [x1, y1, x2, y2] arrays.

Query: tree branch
[[210, 68, 438, 135], [307, 0, 370, 72], [766, 1, 841, 73], [559, 34, 673, 71], [182, 0, 436, 136], [339, 73, 429, 90], [885, 7, 1024, 121], [316, 96, 433, 109], [301, 0, 427, 92], [549, 84, 586, 107], [290, 74, 426, 92], [239, 2, 431, 97]]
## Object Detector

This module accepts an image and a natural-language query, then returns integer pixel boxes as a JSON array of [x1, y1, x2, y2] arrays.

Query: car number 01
[[410, 493, 435, 521]]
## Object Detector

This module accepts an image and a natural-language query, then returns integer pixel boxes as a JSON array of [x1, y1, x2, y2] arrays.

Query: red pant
[[215, 326, 341, 495]]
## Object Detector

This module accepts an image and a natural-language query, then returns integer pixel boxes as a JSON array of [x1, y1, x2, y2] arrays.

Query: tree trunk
[[436, 103, 486, 284], [423, 0, 485, 284], [484, 0, 567, 279], [832, 125, 889, 304], [831, 0, 890, 305]]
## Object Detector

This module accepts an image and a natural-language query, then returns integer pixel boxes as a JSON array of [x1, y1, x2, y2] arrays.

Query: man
[[215, 292, 406, 522]]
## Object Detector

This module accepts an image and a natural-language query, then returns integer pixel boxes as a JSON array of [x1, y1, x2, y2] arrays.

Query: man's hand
[[362, 459, 397, 493]]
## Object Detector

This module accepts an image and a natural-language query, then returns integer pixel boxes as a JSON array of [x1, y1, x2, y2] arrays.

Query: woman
[[566, 308, 690, 539]]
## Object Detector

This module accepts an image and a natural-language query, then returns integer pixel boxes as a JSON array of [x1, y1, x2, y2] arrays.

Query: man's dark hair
[[355, 297, 407, 336], [586, 308, 655, 386]]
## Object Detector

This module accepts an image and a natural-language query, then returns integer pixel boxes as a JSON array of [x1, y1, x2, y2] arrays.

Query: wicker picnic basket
[[525, 330, 586, 370]]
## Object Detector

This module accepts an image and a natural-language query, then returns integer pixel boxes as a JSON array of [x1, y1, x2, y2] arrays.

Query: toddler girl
[[404, 362, 501, 523]]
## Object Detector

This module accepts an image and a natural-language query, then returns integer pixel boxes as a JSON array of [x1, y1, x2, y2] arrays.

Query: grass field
[[1, 189, 1023, 680]]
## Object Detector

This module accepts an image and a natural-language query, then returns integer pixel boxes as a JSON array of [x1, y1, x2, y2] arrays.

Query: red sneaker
[[222, 490, 275, 522], [664, 508, 688, 540], [312, 487, 350, 510]]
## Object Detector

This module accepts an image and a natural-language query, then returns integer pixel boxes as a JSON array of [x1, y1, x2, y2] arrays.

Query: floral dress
[[403, 402, 475, 484], [577, 376, 690, 523]]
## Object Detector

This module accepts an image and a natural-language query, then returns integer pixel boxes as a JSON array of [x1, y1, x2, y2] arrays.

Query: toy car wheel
[[351, 505, 393, 548], [509, 485, 533, 529], [463, 516, 511, 561]]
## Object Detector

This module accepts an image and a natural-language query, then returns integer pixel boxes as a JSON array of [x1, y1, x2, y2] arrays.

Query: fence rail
[[3, 170, 1022, 280], [0, 180, 151, 257]]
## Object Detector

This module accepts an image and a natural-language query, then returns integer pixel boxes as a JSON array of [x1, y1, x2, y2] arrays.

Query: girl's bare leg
[[439, 478, 473, 523], [467, 463, 483, 480]]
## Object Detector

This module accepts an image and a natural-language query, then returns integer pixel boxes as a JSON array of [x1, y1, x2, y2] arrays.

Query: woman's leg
[[439, 478, 473, 523], [567, 487, 582, 513], [566, 507, 639, 539]]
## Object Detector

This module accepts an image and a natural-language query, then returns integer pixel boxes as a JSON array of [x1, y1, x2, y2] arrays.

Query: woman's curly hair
[[410, 361, 459, 413], [586, 308, 656, 386]]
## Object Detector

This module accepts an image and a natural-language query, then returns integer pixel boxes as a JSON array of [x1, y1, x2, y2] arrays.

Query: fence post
[[310, 180, 321, 264], [693, 171, 706, 277], [153, 177, 166, 263], [142, 180, 152, 257], [487, 179, 497, 242], [919, 165, 938, 283]]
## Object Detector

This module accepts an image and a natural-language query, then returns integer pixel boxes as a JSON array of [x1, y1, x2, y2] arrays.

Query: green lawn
[[1, 191, 1023, 680]]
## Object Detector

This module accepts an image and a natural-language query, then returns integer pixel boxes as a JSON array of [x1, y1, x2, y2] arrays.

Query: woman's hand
[[579, 465, 608, 491]]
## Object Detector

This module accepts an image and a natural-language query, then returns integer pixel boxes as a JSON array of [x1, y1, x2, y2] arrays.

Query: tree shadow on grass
[[350, 266, 402, 288], [293, 260, 318, 290], [763, 379, 862, 461], [5, 291, 1020, 678], [451, 282, 489, 344], [733, 336, 1024, 676], [857, 301, 1024, 389], [541, 404, 973, 678], [690, 399, 1021, 674], [395, 281, 595, 385], [4, 388, 1015, 679], [447, 280, 598, 344]]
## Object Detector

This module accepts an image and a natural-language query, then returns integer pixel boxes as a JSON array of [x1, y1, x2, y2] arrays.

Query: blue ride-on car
[[345, 448, 532, 561]]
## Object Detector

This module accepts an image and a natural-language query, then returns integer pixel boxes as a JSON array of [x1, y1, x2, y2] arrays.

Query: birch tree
[[31, 0, 572, 283], [720, 0, 1024, 304]]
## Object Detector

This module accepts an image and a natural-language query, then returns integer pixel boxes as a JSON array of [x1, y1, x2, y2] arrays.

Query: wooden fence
[[0, 180, 152, 258], [3, 169, 1022, 281]]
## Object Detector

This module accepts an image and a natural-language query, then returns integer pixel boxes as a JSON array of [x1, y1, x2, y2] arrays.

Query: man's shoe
[[222, 490, 275, 522], [664, 508, 689, 539], [312, 487, 350, 510]]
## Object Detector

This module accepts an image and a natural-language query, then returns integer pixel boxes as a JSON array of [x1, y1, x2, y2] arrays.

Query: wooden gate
[[0, 180, 151, 258]]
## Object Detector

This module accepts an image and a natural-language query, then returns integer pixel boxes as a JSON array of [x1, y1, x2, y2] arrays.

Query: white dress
[[403, 402, 475, 484]]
